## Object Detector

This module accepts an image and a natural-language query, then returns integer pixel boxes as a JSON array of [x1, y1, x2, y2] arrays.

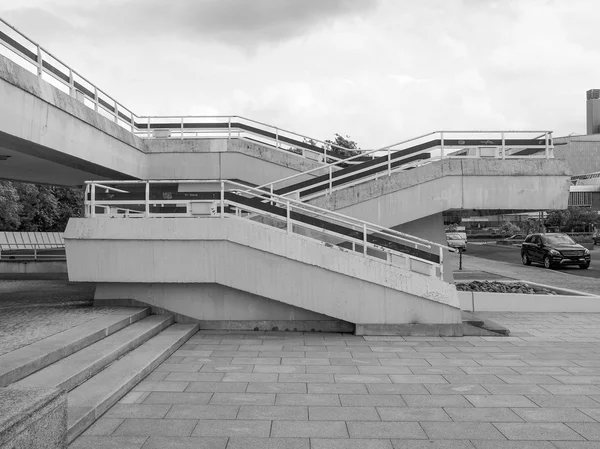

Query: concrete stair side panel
[[66, 322, 199, 442], [306, 158, 570, 228], [0, 308, 149, 387], [12, 315, 174, 392]]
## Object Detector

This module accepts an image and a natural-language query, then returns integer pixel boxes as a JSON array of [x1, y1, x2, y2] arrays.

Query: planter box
[[458, 280, 600, 313]]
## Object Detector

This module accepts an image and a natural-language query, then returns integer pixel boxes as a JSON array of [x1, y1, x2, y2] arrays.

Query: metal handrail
[[253, 130, 554, 197], [84, 179, 456, 278], [83, 178, 454, 251], [0, 18, 363, 163]]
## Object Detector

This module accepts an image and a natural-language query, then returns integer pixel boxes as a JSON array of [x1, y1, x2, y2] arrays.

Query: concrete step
[[12, 315, 174, 392], [66, 322, 199, 442], [0, 308, 149, 387]]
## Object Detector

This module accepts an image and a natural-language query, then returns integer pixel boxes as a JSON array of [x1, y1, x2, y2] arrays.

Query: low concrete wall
[[65, 217, 461, 332], [0, 261, 67, 280], [459, 282, 600, 312], [94, 284, 355, 332], [0, 387, 67, 449]]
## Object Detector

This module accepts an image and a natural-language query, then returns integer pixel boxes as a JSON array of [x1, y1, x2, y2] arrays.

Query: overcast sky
[[1, 0, 598, 148]]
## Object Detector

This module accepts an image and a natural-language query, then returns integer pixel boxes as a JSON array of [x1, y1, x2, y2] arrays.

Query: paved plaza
[[4, 254, 600, 448], [70, 311, 600, 449]]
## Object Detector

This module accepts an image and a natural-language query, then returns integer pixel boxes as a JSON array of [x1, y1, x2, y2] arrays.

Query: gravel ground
[[0, 280, 116, 356]]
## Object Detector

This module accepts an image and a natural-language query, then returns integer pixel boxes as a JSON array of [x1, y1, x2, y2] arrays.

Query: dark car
[[521, 233, 591, 269]]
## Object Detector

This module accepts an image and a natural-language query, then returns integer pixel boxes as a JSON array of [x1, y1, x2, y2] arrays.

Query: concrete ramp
[[65, 218, 462, 336], [306, 158, 570, 228]]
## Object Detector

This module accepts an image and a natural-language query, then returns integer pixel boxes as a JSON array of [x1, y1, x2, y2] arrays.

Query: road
[[465, 242, 600, 279]]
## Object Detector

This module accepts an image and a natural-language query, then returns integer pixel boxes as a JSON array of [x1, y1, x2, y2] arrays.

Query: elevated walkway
[[65, 180, 462, 335], [0, 19, 353, 186]]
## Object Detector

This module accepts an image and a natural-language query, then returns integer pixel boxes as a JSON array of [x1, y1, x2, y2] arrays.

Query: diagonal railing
[[0, 17, 370, 164], [83, 179, 456, 280], [251, 130, 554, 201]]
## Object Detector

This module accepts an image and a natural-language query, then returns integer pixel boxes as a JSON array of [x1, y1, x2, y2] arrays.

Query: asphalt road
[[466, 242, 600, 279]]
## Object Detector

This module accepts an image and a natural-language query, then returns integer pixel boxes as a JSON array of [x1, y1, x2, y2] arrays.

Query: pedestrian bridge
[[0, 17, 571, 334]]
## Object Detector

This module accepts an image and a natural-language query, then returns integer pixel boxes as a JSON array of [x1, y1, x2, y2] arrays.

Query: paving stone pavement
[[70, 314, 600, 449], [0, 280, 114, 355]]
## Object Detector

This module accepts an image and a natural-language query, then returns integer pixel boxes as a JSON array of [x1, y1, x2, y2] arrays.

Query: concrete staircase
[[0, 307, 198, 443]]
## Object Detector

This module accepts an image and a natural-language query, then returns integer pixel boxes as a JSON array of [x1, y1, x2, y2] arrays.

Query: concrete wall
[[65, 218, 461, 329], [555, 135, 600, 176], [0, 53, 329, 187], [459, 290, 600, 313], [0, 387, 67, 449], [94, 283, 353, 332], [307, 158, 570, 228], [392, 212, 454, 284], [0, 54, 147, 184], [0, 261, 67, 280], [145, 139, 329, 187]]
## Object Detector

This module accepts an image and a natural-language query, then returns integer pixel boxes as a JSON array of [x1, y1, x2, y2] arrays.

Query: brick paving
[[71, 314, 600, 449], [0, 280, 114, 356]]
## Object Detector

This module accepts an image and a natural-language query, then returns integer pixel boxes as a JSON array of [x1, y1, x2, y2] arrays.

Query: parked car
[[446, 232, 467, 252], [521, 233, 591, 269], [506, 234, 526, 240]]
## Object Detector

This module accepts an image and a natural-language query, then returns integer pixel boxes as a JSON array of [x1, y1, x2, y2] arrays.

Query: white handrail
[[252, 130, 554, 196], [83, 179, 455, 254]]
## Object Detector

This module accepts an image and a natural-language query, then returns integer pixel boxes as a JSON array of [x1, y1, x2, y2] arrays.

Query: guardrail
[[0, 17, 369, 164], [84, 180, 456, 279], [253, 130, 554, 200], [0, 243, 66, 261]]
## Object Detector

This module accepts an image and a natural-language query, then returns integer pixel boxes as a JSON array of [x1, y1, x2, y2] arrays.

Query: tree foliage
[[325, 133, 361, 159], [0, 181, 83, 232], [545, 207, 600, 232], [499, 221, 521, 235]]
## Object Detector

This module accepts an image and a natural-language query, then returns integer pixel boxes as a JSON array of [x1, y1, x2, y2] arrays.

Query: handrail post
[[329, 166, 333, 194], [181, 117, 184, 140], [114, 103, 118, 124], [145, 181, 150, 217], [147, 117, 151, 138], [228, 117, 231, 140], [130, 113, 135, 134], [440, 132, 445, 159], [220, 181, 225, 218], [501, 132, 506, 160], [275, 127, 279, 149], [68, 69, 75, 97], [90, 183, 96, 218], [286, 201, 291, 233], [270, 184, 274, 206], [34, 247, 37, 261], [93, 86, 99, 113], [36, 45, 42, 77], [545, 132, 550, 159], [387, 146, 391, 176], [363, 223, 367, 256], [439, 246, 444, 279]]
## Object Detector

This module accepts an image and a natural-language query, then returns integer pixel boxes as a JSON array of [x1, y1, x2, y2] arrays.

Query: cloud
[[58, 0, 381, 51]]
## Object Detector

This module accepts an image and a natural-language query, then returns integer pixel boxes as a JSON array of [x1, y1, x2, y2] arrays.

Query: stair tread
[[13, 315, 173, 390], [0, 308, 148, 387], [67, 323, 198, 434]]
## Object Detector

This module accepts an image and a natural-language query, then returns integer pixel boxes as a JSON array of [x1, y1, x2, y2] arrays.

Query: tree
[[0, 181, 84, 232], [546, 207, 600, 232], [499, 221, 521, 235], [0, 181, 22, 230], [325, 134, 361, 159]]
